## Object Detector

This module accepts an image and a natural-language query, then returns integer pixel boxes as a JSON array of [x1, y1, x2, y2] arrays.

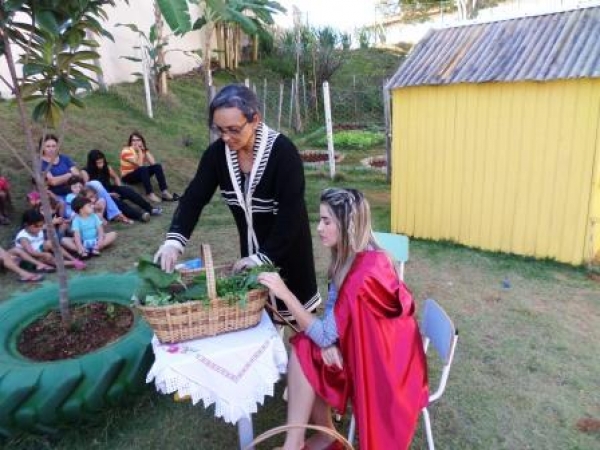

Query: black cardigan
[[167, 125, 321, 319]]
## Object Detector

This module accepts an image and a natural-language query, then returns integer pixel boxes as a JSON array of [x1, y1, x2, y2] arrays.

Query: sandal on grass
[[72, 260, 87, 271], [113, 214, 134, 225], [90, 248, 101, 257], [19, 274, 44, 283]]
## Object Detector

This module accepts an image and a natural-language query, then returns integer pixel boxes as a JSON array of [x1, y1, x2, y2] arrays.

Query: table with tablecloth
[[146, 311, 288, 448]]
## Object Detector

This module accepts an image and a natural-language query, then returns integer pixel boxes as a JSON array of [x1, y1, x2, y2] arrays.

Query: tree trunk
[[252, 34, 259, 62], [233, 26, 240, 70], [154, 1, 168, 96], [203, 22, 214, 87], [223, 25, 230, 70], [216, 23, 226, 69], [1, 27, 71, 325], [456, 0, 479, 20]]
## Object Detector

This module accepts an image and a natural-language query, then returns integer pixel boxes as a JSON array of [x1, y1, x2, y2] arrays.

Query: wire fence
[[242, 76, 388, 136], [104, 74, 388, 145]]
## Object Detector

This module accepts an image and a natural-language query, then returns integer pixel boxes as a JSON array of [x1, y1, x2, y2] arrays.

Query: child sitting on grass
[[0, 245, 44, 282], [62, 196, 117, 258], [27, 187, 69, 238], [64, 175, 84, 219], [80, 185, 112, 225], [15, 209, 86, 270]]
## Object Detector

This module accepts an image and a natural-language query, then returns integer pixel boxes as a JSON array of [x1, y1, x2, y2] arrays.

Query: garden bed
[[360, 155, 387, 173], [300, 150, 345, 167]]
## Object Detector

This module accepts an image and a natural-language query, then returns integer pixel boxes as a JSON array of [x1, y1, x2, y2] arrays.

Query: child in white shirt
[[15, 209, 86, 270]]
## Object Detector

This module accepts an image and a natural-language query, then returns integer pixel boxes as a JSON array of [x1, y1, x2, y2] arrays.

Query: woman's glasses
[[211, 120, 249, 137]]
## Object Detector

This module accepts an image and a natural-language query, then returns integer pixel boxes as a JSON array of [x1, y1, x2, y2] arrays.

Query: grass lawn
[[1, 55, 599, 449]]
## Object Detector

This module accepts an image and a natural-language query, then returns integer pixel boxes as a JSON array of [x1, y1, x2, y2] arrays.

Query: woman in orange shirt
[[120, 131, 177, 203]]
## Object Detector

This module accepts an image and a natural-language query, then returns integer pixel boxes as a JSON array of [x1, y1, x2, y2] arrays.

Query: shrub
[[309, 129, 385, 150]]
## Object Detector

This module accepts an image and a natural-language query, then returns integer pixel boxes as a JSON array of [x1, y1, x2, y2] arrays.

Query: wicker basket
[[136, 244, 267, 343], [242, 424, 354, 450], [176, 258, 204, 285]]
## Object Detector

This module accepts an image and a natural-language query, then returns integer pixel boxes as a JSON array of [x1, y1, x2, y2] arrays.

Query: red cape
[[291, 251, 428, 450]]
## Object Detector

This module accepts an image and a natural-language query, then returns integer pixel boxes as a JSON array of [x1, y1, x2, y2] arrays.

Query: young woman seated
[[258, 188, 429, 450], [120, 131, 177, 204]]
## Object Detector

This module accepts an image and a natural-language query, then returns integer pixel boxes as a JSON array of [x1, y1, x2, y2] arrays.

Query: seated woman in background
[[0, 175, 13, 225], [257, 188, 429, 450], [120, 131, 177, 203], [39, 134, 131, 224], [83, 149, 161, 223]]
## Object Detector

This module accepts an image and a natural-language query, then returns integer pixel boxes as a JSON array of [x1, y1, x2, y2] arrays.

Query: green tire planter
[[0, 273, 153, 437]]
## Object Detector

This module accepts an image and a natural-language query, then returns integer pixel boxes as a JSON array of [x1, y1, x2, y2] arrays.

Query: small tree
[[0, 0, 119, 324]]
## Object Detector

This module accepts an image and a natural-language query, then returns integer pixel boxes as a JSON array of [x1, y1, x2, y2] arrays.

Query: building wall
[[390, 79, 600, 265], [0, 0, 206, 97]]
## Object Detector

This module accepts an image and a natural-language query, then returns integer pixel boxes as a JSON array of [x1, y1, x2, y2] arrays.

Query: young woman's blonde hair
[[320, 188, 381, 289]]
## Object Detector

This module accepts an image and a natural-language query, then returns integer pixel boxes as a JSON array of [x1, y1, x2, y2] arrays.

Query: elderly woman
[[154, 84, 321, 322], [258, 188, 429, 450], [39, 134, 131, 223]]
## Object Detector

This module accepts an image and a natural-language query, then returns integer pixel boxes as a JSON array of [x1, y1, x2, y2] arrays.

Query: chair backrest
[[373, 232, 409, 280], [421, 298, 458, 403]]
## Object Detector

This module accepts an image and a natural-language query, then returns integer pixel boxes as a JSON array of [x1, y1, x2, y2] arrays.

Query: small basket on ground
[[136, 244, 267, 343]]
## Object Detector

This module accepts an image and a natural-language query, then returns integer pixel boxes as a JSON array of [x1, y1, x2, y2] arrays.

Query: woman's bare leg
[[1, 248, 37, 279], [283, 349, 316, 450], [8, 247, 53, 270], [304, 397, 336, 449], [98, 231, 117, 250]]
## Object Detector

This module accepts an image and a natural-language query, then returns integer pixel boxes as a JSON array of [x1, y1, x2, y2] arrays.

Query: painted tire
[[0, 273, 153, 437]]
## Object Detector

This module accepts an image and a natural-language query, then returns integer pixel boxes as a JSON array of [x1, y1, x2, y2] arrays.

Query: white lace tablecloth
[[146, 311, 288, 424]]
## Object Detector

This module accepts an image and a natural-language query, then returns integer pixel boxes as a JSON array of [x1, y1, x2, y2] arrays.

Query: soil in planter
[[17, 302, 133, 361]]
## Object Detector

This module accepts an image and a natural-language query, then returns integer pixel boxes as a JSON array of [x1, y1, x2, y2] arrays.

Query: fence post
[[263, 78, 268, 122], [302, 74, 308, 126], [353, 74, 358, 125], [294, 72, 303, 133], [383, 79, 392, 183], [323, 81, 336, 180], [209, 84, 218, 144], [278, 81, 284, 130], [141, 43, 153, 119], [289, 79, 295, 129], [244, 78, 250, 88]]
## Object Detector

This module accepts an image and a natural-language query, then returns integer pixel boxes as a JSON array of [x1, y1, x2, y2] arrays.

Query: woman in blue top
[[39, 134, 131, 224]]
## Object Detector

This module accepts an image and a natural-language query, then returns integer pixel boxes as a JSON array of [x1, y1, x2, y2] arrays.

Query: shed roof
[[387, 5, 600, 89]]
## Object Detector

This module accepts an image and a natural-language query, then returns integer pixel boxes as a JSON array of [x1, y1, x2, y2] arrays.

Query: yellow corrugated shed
[[391, 79, 600, 264], [387, 6, 600, 265]]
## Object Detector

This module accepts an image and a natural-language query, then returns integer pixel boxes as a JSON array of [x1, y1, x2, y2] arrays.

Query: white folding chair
[[347, 298, 458, 447], [420, 298, 459, 450], [373, 231, 409, 281]]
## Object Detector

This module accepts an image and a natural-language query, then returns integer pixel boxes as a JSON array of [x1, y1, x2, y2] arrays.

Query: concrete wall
[[0, 0, 206, 97]]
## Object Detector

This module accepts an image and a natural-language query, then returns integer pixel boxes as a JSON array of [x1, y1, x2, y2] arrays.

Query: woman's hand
[[153, 242, 181, 273], [321, 345, 343, 369], [232, 256, 257, 274], [257, 272, 292, 302]]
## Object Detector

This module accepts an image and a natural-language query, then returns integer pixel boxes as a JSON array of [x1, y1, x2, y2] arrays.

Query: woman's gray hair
[[209, 84, 261, 126]]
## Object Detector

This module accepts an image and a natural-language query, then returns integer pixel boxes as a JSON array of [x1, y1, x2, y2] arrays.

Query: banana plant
[[156, 0, 285, 87], [0, 0, 120, 324], [116, 23, 172, 96]]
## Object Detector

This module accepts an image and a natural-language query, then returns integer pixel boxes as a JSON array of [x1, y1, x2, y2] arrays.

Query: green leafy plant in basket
[[134, 256, 277, 308]]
